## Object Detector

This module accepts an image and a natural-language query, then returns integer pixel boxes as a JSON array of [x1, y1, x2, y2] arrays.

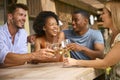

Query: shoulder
[[35, 36, 46, 48], [59, 31, 64, 36], [88, 28, 102, 37], [115, 33, 120, 41], [19, 29, 28, 37], [0, 27, 4, 34], [113, 33, 120, 43], [35, 36, 45, 43], [63, 30, 73, 35], [88, 29, 104, 43], [112, 33, 120, 47], [0, 24, 7, 32], [19, 29, 27, 34], [0, 24, 8, 36], [63, 30, 72, 33], [89, 28, 101, 33]]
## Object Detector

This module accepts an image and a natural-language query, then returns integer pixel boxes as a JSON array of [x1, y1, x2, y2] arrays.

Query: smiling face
[[72, 13, 88, 34], [44, 17, 59, 37], [8, 8, 27, 29], [100, 8, 112, 29]]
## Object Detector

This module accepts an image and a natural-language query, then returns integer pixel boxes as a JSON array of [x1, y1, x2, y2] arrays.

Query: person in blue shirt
[[64, 10, 104, 60], [0, 3, 54, 67], [64, 1, 120, 79]]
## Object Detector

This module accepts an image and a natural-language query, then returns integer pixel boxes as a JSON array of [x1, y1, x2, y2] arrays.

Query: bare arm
[[34, 37, 63, 62], [34, 38, 41, 51], [82, 43, 104, 59], [1, 49, 55, 67], [2, 52, 33, 67], [64, 42, 120, 69]]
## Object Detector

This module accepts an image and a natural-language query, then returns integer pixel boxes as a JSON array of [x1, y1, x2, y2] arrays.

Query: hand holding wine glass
[[60, 39, 71, 58], [46, 42, 60, 58]]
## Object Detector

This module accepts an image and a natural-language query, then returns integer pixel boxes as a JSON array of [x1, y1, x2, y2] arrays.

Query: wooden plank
[[58, 0, 97, 14], [0, 62, 104, 80], [97, 0, 106, 3]]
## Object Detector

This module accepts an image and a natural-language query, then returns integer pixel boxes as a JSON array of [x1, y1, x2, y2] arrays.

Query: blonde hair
[[105, 1, 120, 32]]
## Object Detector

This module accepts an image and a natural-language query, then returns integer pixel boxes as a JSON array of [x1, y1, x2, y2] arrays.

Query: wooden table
[[0, 62, 104, 80]]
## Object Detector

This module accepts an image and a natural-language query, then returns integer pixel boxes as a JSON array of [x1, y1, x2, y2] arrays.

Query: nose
[[100, 14, 102, 19], [99, 14, 103, 21]]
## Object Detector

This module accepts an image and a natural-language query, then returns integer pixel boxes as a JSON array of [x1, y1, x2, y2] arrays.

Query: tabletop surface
[[0, 62, 104, 80]]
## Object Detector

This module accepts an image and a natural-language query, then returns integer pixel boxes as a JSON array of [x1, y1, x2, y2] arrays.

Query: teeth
[[54, 30, 58, 32]]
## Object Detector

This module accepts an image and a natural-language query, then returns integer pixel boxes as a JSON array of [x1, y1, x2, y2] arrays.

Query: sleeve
[[112, 33, 120, 47], [18, 29, 28, 53], [115, 33, 120, 42], [93, 30, 104, 44], [0, 31, 10, 63]]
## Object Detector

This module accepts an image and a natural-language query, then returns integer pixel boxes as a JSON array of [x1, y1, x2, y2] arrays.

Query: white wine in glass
[[60, 39, 71, 57]]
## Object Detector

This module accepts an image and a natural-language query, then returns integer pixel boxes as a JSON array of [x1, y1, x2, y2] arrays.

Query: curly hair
[[33, 11, 59, 36]]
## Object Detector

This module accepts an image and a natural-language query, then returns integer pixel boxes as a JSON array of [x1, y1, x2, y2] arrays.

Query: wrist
[[81, 46, 86, 52], [30, 53, 36, 60], [75, 60, 81, 67], [24, 53, 35, 62]]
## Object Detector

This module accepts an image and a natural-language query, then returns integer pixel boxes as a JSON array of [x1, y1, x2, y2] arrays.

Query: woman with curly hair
[[32, 11, 65, 62]]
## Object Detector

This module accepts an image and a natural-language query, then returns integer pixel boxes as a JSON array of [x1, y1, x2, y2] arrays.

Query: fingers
[[40, 49, 55, 57], [63, 57, 67, 62], [63, 58, 70, 67], [67, 43, 81, 51], [67, 43, 76, 49], [45, 48, 55, 53], [32, 49, 55, 61], [44, 52, 54, 57]]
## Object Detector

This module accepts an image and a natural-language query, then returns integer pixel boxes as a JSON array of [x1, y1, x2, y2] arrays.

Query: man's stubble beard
[[12, 19, 24, 29]]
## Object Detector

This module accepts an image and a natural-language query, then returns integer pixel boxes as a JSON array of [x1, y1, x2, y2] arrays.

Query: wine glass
[[60, 39, 71, 57], [46, 42, 60, 58]]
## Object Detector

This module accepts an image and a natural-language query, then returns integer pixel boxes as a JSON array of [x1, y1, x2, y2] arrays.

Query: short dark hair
[[33, 11, 59, 36], [7, 3, 28, 14], [73, 10, 90, 19]]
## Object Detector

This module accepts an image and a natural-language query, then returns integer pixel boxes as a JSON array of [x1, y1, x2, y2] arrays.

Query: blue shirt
[[0, 23, 28, 63], [63, 28, 104, 60]]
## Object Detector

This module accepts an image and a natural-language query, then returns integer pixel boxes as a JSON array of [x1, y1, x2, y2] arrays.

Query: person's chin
[[103, 24, 107, 28], [51, 34, 57, 37], [17, 25, 24, 29], [73, 29, 77, 32]]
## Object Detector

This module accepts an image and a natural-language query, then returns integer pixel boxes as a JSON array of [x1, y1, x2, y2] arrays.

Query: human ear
[[43, 27, 46, 31], [84, 18, 88, 24], [8, 14, 13, 20]]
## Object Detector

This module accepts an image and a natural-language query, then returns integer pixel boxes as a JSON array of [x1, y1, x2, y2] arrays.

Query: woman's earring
[[43, 27, 46, 31]]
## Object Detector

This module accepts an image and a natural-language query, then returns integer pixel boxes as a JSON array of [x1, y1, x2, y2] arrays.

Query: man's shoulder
[[88, 28, 104, 42], [0, 24, 8, 34], [17, 29, 28, 38], [63, 29, 73, 33], [0, 24, 6, 30], [87, 28, 103, 39], [19, 29, 27, 34], [89, 28, 101, 34]]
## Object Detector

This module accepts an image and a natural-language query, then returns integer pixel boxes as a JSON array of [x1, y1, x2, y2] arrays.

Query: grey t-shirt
[[63, 28, 104, 60]]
